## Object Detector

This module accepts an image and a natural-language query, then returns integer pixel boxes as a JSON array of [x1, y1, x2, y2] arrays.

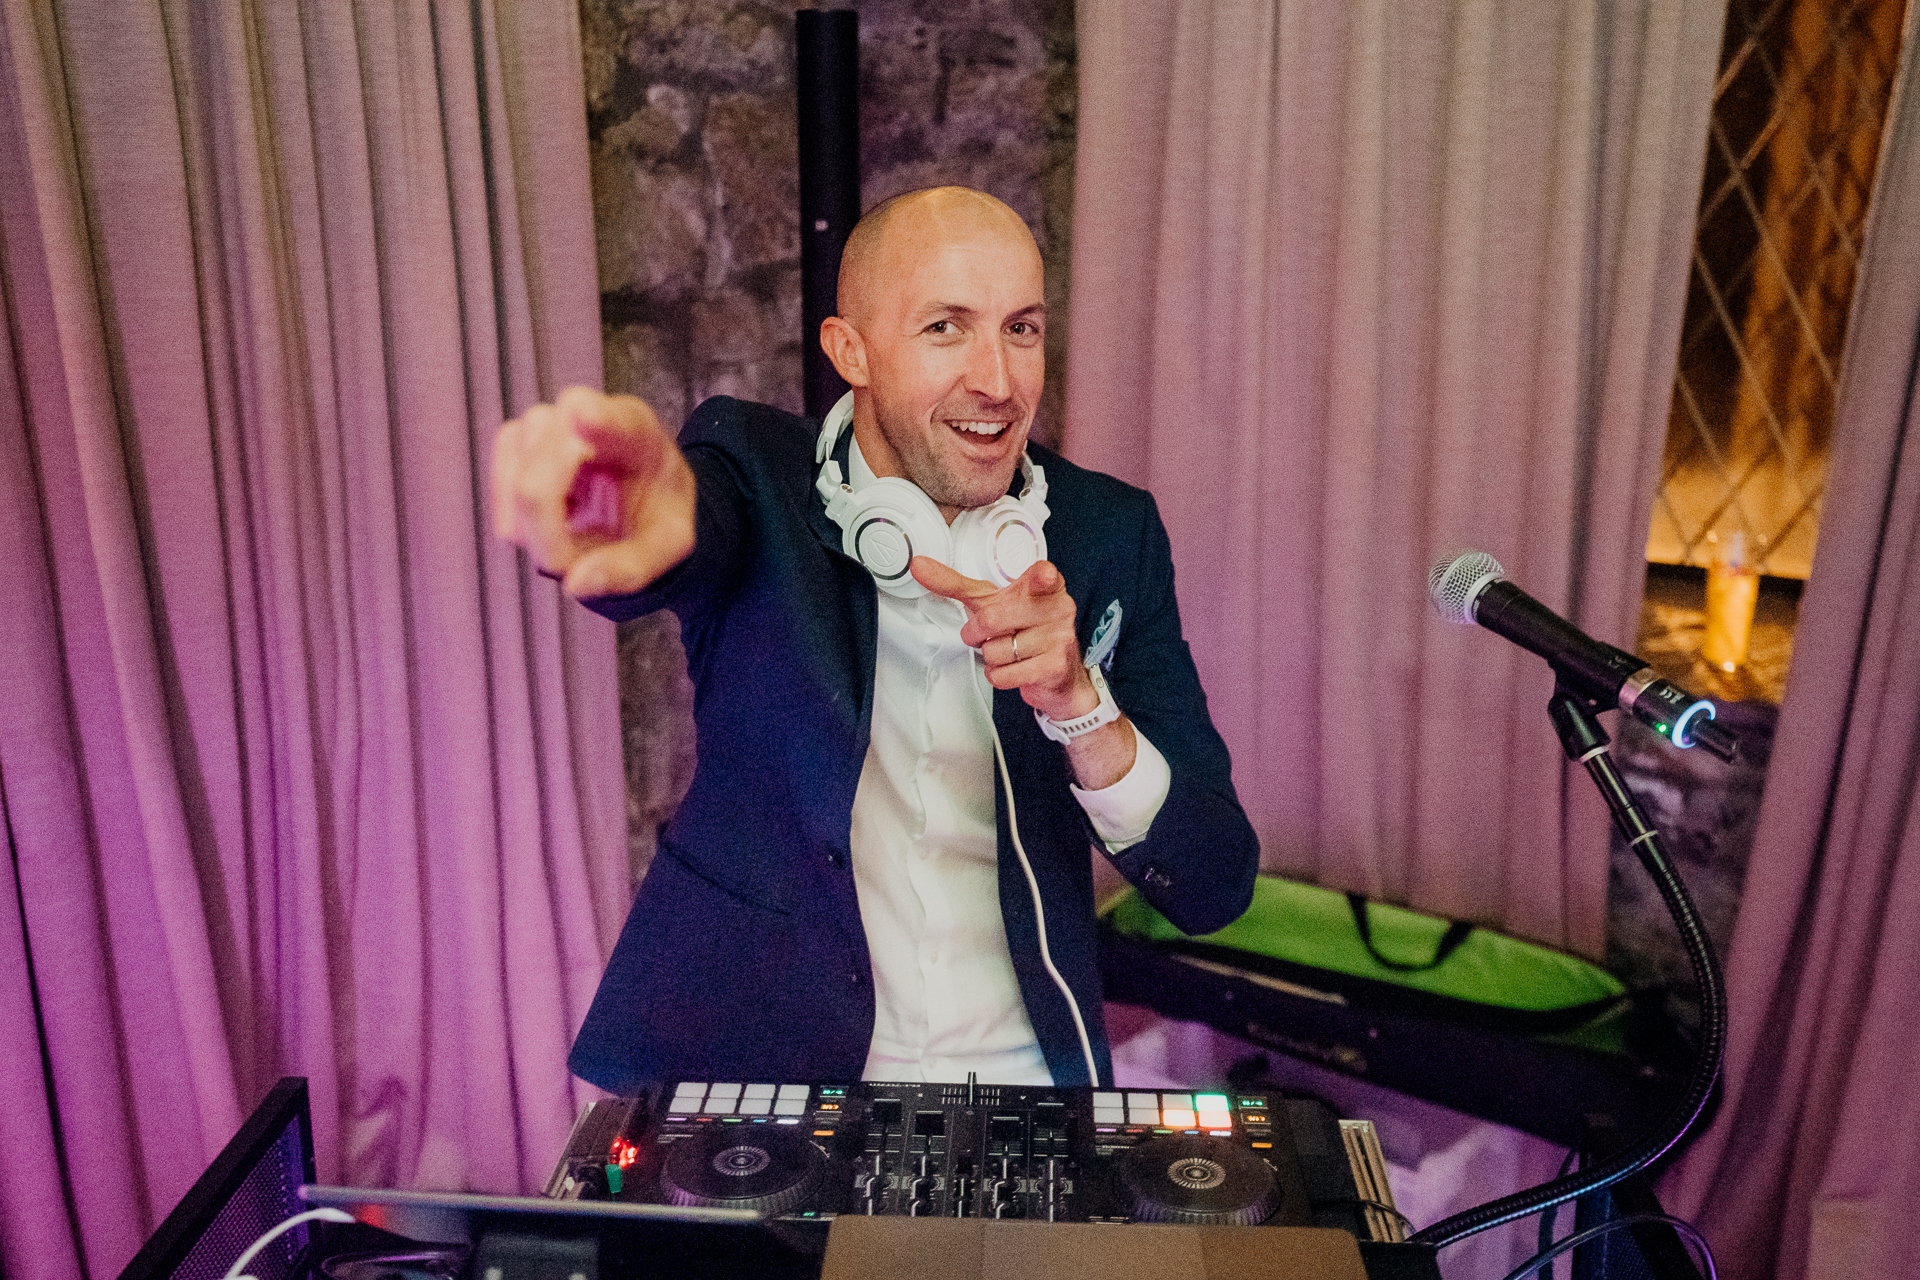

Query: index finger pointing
[[910, 555, 998, 607], [1016, 559, 1065, 597], [558, 389, 669, 467]]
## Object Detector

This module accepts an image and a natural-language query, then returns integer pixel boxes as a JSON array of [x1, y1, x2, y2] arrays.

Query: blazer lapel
[[807, 425, 879, 730]]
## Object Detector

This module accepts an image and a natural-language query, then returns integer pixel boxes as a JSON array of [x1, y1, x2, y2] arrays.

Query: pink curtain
[[0, 2, 625, 1277], [1064, 0, 1725, 955], [1665, 11, 1920, 1275]]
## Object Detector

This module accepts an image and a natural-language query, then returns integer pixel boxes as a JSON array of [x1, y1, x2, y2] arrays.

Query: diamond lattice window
[[1648, 0, 1908, 580]]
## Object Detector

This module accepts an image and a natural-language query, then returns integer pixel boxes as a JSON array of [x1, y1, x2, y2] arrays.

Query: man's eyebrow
[[910, 302, 1047, 322], [914, 302, 980, 320]]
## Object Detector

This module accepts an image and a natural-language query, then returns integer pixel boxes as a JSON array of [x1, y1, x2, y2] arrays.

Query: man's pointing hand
[[492, 387, 696, 599], [911, 555, 1100, 725]]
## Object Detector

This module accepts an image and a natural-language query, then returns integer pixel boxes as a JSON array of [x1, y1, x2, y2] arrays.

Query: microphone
[[1430, 551, 1738, 761]]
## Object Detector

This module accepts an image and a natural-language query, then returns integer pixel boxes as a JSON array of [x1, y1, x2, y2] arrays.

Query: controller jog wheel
[[659, 1125, 826, 1216], [1116, 1135, 1281, 1226]]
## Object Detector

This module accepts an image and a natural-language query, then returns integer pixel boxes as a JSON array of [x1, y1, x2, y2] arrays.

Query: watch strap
[[1035, 665, 1120, 743]]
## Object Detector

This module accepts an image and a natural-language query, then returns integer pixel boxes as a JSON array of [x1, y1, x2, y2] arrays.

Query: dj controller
[[545, 1077, 1397, 1237]]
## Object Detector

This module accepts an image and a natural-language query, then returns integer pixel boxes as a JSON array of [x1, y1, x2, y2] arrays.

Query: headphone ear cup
[[951, 497, 1049, 587], [837, 478, 952, 597]]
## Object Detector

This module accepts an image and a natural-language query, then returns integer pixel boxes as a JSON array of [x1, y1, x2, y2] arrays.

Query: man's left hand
[[911, 556, 1099, 723]]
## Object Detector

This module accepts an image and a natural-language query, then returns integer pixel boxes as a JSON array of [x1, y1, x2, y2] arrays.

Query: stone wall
[[581, 0, 1076, 881], [583, 0, 1073, 436]]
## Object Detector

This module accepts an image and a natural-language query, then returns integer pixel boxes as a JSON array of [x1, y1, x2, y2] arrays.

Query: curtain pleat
[[1066, 0, 1724, 955], [1666, 9, 1920, 1275], [1, 4, 242, 1267], [0, 1, 619, 1275]]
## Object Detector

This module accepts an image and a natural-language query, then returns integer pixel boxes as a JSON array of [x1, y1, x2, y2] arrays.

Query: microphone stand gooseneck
[[1408, 679, 1729, 1249]]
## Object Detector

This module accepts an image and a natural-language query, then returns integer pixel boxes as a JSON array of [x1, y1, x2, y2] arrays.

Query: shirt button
[[826, 850, 844, 868], [1142, 863, 1174, 890], [848, 970, 865, 987]]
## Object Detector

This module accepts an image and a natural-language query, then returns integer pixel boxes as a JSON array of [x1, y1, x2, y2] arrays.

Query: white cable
[[222, 1206, 354, 1280], [972, 649, 1103, 1087]]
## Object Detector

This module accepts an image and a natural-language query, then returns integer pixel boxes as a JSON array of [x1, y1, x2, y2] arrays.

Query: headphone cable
[[972, 648, 1103, 1088]]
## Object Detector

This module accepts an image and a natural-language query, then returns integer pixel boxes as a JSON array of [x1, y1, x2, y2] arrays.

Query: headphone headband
[[814, 391, 855, 465]]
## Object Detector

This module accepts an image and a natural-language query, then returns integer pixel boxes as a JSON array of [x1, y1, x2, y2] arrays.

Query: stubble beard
[[912, 454, 1020, 513], [878, 400, 1030, 515]]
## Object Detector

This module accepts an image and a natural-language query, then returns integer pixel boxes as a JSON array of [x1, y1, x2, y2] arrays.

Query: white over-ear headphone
[[814, 392, 1049, 598]]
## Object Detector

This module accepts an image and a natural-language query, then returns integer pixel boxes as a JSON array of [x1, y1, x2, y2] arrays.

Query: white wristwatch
[[1035, 665, 1121, 744]]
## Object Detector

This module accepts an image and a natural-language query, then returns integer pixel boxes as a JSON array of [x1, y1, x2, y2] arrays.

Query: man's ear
[[820, 316, 870, 387]]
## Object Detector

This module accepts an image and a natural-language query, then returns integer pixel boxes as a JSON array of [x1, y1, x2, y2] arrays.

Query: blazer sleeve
[[1094, 496, 1259, 935]]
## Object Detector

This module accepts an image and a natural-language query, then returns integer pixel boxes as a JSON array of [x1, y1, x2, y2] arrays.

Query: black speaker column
[[797, 9, 860, 421]]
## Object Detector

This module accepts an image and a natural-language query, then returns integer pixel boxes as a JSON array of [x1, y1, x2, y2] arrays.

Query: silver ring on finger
[[1010, 632, 1021, 662]]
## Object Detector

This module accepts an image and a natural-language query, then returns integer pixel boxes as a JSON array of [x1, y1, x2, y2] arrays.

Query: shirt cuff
[[1069, 726, 1172, 853]]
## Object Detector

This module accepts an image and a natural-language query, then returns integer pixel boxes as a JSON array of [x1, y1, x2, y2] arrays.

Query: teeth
[[952, 420, 1008, 435]]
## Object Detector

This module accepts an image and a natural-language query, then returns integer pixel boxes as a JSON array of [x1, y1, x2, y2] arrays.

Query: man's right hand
[[491, 386, 696, 599]]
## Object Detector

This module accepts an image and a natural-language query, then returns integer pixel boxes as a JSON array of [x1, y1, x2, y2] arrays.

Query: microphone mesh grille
[[1429, 551, 1505, 624]]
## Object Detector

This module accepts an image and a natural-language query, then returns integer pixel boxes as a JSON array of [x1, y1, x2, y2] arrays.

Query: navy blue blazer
[[568, 397, 1258, 1092]]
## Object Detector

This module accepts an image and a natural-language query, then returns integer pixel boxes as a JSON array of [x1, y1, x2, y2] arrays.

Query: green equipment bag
[[1099, 876, 1692, 1145]]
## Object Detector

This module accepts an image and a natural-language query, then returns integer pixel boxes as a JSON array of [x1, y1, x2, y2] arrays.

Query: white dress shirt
[[843, 439, 1172, 1085]]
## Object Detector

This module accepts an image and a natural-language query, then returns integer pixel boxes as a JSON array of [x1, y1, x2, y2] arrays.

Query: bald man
[[496, 187, 1256, 1091]]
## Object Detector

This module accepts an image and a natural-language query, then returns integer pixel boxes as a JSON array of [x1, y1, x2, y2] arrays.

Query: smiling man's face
[[824, 189, 1046, 521]]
